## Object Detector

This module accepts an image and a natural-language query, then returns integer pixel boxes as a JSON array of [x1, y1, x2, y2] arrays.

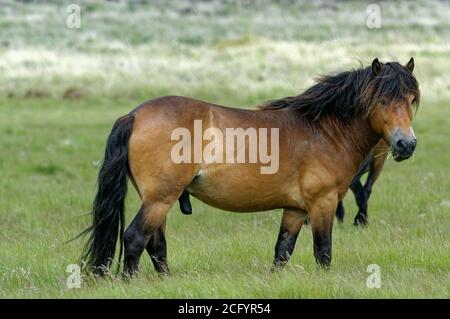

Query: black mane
[[261, 61, 420, 121]]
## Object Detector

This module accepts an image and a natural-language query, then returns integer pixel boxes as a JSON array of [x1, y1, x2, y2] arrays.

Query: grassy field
[[0, 0, 449, 298]]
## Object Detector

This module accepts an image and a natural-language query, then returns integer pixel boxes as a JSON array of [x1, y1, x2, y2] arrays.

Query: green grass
[[0, 0, 449, 298]]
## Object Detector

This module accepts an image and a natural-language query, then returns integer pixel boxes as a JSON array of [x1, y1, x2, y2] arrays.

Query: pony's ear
[[405, 57, 414, 72], [372, 58, 382, 75]]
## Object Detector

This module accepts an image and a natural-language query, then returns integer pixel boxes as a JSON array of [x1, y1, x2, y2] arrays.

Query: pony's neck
[[343, 119, 381, 167], [293, 112, 382, 173]]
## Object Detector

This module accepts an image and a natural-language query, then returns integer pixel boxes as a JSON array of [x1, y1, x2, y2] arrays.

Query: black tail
[[80, 112, 135, 275]]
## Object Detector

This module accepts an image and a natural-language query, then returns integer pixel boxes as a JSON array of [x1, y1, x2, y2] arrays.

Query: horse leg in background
[[354, 145, 388, 226], [273, 209, 307, 269], [146, 221, 169, 274], [335, 201, 345, 223], [350, 153, 373, 226], [353, 165, 377, 226], [123, 201, 173, 277], [334, 152, 372, 224], [350, 180, 368, 226], [308, 192, 338, 268]]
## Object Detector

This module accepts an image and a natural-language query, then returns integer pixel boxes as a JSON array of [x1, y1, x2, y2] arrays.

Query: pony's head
[[364, 58, 420, 161], [261, 57, 420, 161]]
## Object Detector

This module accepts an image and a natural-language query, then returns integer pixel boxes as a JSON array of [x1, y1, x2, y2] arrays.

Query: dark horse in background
[[336, 140, 389, 225], [179, 139, 389, 227], [80, 58, 419, 277]]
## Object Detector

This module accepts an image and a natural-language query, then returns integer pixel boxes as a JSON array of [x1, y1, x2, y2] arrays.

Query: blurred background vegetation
[[1, 0, 449, 104]]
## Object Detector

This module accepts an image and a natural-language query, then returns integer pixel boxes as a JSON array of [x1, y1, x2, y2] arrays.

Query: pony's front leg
[[272, 208, 307, 269], [307, 192, 338, 268]]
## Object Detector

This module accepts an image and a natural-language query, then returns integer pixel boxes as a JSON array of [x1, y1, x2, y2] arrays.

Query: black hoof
[[122, 270, 135, 281], [315, 256, 331, 269], [353, 214, 368, 226], [270, 262, 286, 273]]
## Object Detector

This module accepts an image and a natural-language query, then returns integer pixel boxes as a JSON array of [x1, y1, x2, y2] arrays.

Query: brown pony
[[80, 58, 420, 276]]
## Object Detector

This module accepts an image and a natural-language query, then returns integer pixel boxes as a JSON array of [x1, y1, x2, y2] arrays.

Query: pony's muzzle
[[391, 131, 416, 161]]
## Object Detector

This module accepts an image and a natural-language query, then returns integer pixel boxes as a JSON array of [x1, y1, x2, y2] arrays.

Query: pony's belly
[[189, 191, 282, 212], [185, 166, 303, 212]]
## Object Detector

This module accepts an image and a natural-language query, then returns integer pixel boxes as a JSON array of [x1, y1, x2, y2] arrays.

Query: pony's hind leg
[[146, 221, 169, 274], [272, 208, 308, 269], [123, 201, 173, 277], [123, 206, 147, 277]]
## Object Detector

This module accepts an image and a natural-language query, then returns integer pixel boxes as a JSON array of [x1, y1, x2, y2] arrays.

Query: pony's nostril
[[395, 139, 406, 151], [394, 138, 416, 155]]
